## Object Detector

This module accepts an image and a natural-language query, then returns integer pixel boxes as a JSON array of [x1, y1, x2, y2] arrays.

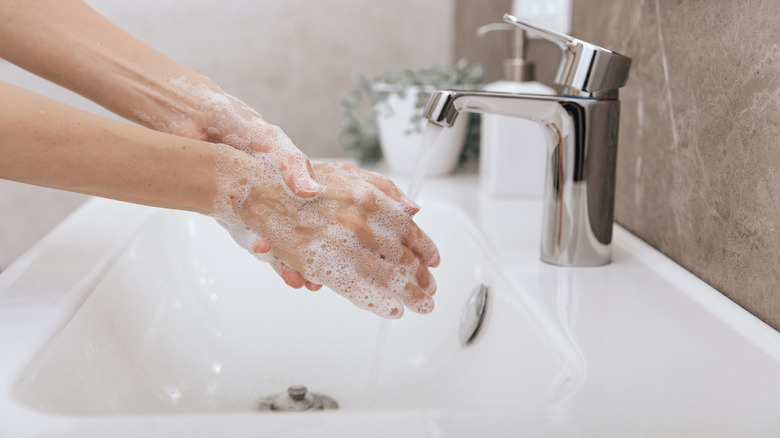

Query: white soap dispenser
[[477, 23, 555, 197]]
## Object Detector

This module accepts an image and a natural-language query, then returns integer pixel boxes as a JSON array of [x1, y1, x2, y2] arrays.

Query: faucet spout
[[424, 90, 567, 129], [424, 90, 620, 267]]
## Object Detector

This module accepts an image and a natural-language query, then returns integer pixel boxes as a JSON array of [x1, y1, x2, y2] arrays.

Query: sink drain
[[459, 284, 489, 345], [258, 385, 339, 412]]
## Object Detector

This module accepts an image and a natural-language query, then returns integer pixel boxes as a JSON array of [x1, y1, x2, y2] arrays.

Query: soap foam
[[211, 148, 437, 319], [146, 77, 317, 198]]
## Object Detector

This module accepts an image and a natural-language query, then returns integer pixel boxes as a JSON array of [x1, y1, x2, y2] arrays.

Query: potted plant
[[338, 59, 484, 175]]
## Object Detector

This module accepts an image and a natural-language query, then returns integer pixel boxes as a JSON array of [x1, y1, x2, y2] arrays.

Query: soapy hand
[[154, 79, 328, 288], [212, 150, 439, 319], [255, 162, 425, 292], [160, 78, 320, 199]]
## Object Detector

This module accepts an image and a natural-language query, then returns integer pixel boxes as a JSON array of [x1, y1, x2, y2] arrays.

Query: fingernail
[[298, 177, 321, 196]]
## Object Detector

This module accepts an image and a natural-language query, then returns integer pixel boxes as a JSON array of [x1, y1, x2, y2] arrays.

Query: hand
[[157, 79, 328, 288], [162, 78, 320, 199], [251, 161, 425, 292], [212, 152, 439, 319]]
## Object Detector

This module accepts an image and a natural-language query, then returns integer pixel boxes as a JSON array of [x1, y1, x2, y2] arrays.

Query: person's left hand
[[160, 79, 320, 199]]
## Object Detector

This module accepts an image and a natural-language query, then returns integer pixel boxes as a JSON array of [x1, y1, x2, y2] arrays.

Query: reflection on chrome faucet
[[424, 14, 631, 267]]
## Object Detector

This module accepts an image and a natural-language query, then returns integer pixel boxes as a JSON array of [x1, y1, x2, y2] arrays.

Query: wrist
[[210, 146, 283, 241], [131, 74, 221, 138]]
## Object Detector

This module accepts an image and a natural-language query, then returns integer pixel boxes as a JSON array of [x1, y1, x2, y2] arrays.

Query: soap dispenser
[[477, 23, 555, 197]]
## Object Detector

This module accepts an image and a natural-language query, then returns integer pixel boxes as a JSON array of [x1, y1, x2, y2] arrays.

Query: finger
[[334, 208, 381, 253], [280, 156, 321, 199], [329, 252, 406, 319], [399, 283, 435, 315], [370, 293, 405, 319], [353, 253, 434, 316], [416, 264, 437, 296], [346, 283, 405, 319], [270, 259, 307, 289], [305, 281, 323, 292], [251, 237, 272, 254], [248, 122, 321, 199], [353, 167, 420, 215], [402, 225, 440, 268], [394, 244, 432, 293]]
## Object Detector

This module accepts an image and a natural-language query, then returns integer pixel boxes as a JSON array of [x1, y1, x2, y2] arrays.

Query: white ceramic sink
[[1, 174, 779, 437], [10, 203, 573, 416]]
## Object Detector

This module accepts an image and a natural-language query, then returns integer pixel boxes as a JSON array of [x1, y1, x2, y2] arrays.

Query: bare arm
[[0, 0, 320, 197], [0, 0, 198, 126], [0, 81, 439, 318], [0, 80, 217, 213]]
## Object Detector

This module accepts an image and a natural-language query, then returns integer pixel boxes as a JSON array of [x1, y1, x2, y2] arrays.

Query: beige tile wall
[[456, 0, 780, 330], [573, 0, 779, 330]]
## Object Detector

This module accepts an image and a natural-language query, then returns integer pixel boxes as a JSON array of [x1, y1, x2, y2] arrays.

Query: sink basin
[[11, 203, 572, 416], [1, 173, 779, 437]]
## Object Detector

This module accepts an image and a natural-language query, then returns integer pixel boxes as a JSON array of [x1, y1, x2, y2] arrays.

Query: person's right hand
[[212, 150, 439, 319]]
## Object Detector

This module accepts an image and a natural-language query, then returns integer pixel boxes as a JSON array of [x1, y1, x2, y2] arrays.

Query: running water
[[366, 121, 444, 400], [366, 318, 390, 401], [406, 122, 444, 202]]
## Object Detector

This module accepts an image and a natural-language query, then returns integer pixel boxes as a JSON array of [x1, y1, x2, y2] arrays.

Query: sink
[[1, 174, 779, 437], [11, 202, 573, 416], [0, 194, 583, 436]]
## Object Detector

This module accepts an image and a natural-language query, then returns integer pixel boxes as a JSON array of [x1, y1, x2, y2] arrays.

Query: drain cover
[[258, 385, 339, 411], [459, 284, 489, 345]]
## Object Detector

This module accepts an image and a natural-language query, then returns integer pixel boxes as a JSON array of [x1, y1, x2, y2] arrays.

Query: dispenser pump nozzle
[[476, 23, 534, 82]]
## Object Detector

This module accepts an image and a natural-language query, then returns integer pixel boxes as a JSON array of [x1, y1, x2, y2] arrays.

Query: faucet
[[424, 14, 632, 267]]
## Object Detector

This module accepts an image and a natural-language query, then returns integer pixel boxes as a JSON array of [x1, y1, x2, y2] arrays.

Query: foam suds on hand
[[211, 146, 437, 319], [159, 77, 319, 195]]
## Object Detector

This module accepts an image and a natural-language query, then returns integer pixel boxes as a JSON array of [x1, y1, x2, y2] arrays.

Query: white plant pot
[[374, 85, 468, 176]]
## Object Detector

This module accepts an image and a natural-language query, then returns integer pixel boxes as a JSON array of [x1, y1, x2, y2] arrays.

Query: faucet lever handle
[[503, 13, 631, 97], [503, 13, 572, 47]]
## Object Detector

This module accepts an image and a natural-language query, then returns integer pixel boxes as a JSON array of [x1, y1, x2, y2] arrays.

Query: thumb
[[282, 158, 321, 198]]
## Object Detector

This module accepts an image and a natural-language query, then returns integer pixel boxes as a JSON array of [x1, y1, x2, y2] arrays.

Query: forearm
[[0, 81, 218, 214], [0, 0, 321, 197], [0, 0, 215, 131]]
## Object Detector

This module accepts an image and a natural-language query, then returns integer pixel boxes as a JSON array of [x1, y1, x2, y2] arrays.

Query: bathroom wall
[[574, 0, 779, 331], [457, 0, 780, 330], [454, 0, 559, 86], [0, 0, 454, 269]]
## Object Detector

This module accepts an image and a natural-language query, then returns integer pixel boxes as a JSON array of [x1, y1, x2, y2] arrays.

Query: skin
[[0, 1, 439, 317], [218, 158, 440, 318]]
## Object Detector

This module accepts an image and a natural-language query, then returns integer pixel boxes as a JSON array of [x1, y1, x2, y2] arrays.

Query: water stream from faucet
[[366, 121, 443, 400], [406, 122, 444, 202]]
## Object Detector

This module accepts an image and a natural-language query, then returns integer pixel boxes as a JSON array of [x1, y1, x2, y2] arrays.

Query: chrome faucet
[[424, 14, 632, 267]]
